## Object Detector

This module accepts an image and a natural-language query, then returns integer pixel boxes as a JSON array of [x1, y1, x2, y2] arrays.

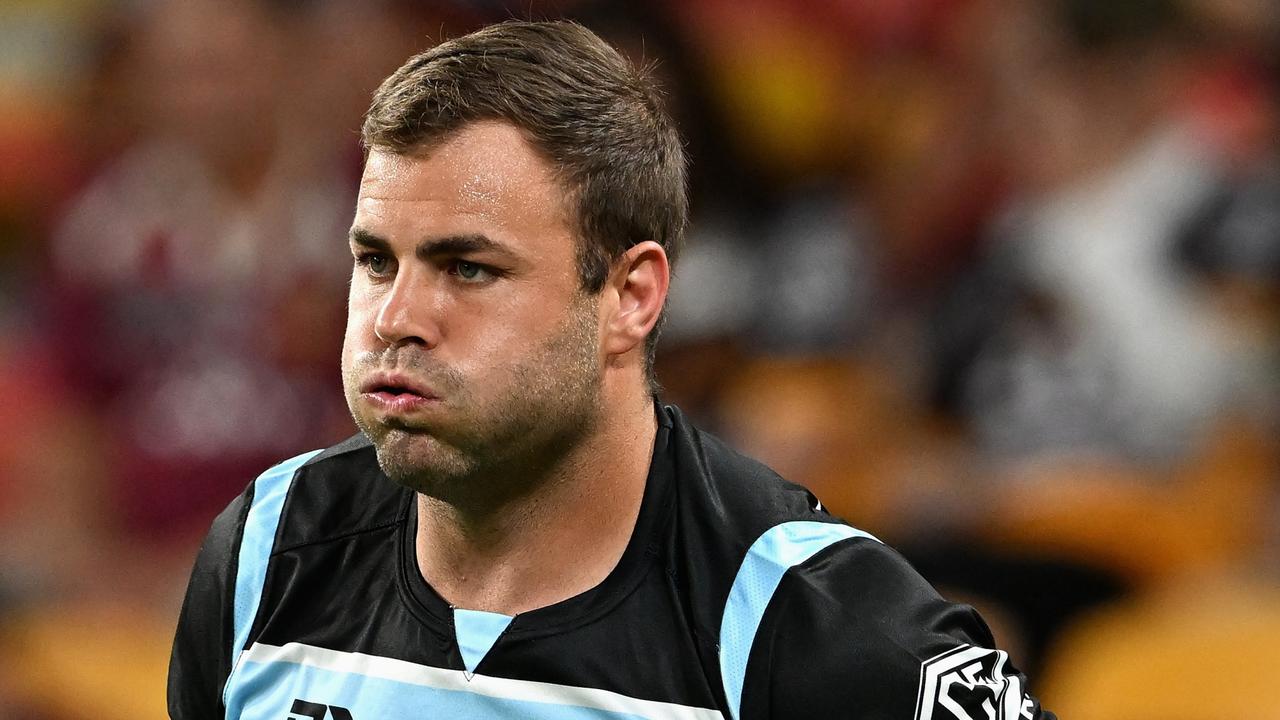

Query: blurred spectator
[[931, 0, 1275, 461], [910, 0, 1280, 674], [46, 0, 362, 550]]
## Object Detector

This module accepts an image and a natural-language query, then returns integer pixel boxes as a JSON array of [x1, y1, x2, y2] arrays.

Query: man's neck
[[414, 393, 657, 616]]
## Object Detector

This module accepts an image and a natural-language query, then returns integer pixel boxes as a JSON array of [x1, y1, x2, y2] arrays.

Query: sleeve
[[740, 539, 1055, 720], [168, 486, 252, 720]]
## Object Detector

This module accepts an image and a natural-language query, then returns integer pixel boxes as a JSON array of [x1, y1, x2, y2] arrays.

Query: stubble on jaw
[[342, 293, 604, 511]]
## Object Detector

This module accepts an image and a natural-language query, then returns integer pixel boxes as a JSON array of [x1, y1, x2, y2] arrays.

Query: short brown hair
[[362, 20, 687, 389]]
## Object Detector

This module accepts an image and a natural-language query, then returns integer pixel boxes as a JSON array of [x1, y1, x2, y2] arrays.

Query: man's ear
[[601, 241, 669, 359]]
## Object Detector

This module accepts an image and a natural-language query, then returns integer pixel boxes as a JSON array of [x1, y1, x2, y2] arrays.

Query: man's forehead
[[359, 122, 563, 204], [353, 122, 577, 258]]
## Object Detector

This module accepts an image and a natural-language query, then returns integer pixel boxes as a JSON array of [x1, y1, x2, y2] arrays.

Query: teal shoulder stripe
[[718, 521, 879, 720], [222, 449, 322, 707]]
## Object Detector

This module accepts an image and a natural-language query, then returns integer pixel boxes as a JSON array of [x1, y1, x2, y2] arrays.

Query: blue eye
[[456, 261, 482, 280], [356, 253, 391, 276], [451, 261, 499, 283]]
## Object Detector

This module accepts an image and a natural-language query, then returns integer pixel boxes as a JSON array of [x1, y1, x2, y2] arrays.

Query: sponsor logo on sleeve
[[914, 645, 1036, 720]]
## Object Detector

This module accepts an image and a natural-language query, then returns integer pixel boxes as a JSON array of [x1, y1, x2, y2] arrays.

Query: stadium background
[[0, 0, 1277, 717]]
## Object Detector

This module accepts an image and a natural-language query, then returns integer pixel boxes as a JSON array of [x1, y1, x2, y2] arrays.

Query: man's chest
[[225, 538, 726, 719]]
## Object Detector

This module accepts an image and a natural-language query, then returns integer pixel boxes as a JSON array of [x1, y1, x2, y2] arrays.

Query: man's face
[[342, 122, 603, 502]]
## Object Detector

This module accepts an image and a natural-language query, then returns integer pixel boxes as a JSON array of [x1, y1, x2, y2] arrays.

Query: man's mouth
[[369, 384, 425, 398], [360, 373, 440, 411]]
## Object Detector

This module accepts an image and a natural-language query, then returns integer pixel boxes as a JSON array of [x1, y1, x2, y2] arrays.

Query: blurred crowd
[[1, 0, 1278, 717]]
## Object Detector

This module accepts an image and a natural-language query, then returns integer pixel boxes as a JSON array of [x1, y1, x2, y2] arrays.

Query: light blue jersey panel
[[231, 663, 644, 719], [222, 449, 322, 710], [718, 521, 880, 720], [225, 643, 724, 720], [454, 608, 514, 676]]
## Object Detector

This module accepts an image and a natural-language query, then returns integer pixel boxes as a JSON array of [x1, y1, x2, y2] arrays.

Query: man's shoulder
[[662, 403, 844, 542], [245, 433, 409, 552], [660, 409, 1055, 719], [259, 432, 379, 491], [664, 405, 943, 632], [660, 405, 888, 624]]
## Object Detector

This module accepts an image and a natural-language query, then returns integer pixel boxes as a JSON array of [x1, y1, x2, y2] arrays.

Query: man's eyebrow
[[348, 228, 516, 259], [349, 227, 390, 250], [418, 234, 509, 259]]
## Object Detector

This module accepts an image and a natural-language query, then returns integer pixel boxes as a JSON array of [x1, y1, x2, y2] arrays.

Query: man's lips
[[359, 372, 437, 397], [359, 373, 441, 413]]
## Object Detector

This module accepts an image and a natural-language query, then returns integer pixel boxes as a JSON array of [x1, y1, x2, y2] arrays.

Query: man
[[169, 21, 1054, 720]]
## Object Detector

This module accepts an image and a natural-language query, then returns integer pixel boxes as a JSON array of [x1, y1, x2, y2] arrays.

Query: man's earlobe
[[602, 241, 669, 358]]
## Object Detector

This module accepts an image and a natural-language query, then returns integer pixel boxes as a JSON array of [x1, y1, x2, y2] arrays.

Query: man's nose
[[373, 271, 441, 347]]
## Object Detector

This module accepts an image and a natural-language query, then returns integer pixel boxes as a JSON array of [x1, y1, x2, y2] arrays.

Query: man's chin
[[367, 427, 474, 491]]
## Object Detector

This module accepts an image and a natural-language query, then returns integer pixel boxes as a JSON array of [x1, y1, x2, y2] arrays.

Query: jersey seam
[[271, 519, 403, 556], [497, 557, 663, 639]]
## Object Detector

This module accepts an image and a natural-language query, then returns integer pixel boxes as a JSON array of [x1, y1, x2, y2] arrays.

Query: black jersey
[[169, 404, 1054, 720]]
